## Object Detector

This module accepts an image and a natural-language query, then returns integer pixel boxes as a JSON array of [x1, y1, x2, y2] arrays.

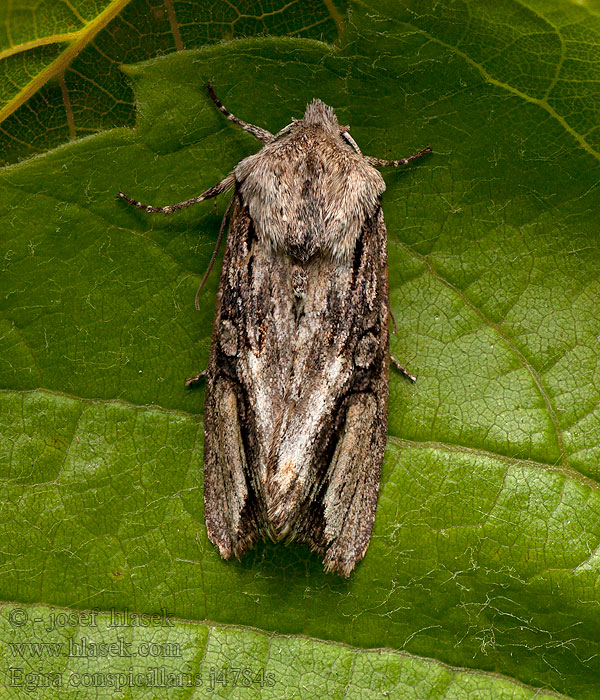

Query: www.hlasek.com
[[9, 636, 179, 658]]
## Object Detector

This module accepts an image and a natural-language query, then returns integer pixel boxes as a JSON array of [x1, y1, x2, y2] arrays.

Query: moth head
[[302, 99, 339, 134], [300, 99, 362, 155]]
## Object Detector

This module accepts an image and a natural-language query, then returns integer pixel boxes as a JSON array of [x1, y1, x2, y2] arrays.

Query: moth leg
[[322, 393, 385, 577], [118, 173, 235, 214], [341, 130, 362, 155], [391, 356, 416, 383], [185, 369, 207, 388], [206, 83, 273, 144], [194, 194, 235, 310], [366, 145, 432, 168], [204, 377, 253, 559]]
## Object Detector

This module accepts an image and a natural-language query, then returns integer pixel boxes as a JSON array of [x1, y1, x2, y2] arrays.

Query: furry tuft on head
[[303, 99, 339, 132]]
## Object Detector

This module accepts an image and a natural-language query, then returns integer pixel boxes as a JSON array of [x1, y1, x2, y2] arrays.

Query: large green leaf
[[1, 0, 600, 698]]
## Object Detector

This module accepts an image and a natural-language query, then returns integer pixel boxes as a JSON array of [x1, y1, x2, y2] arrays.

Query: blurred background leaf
[[0, 0, 345, 165]]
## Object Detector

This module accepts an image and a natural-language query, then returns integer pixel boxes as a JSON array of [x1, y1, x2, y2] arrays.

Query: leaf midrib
[[1, 387, 595, 492]]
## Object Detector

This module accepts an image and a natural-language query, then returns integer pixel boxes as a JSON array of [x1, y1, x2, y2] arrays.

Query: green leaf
[[0, 0, 345, 165], [1, 1, 600, 698], [0, 603, 568, 699]]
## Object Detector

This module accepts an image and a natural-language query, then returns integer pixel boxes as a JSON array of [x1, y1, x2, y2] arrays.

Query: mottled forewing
[[291, 208, 390, 576], [204, 195, 390, 577], [203, 195, 268, 559]]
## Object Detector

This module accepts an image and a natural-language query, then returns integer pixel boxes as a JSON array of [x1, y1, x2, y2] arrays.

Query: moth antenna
[[366, 146, 432, 168], [118, 174, 235, 214], [206, 83, 273, 144], [194, 194, 235, 310]]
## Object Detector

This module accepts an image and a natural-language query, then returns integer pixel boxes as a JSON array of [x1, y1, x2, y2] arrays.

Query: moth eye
[[220, 319, 238, 356], [354, 332, 378, 368], [291, 267, 308, 299]]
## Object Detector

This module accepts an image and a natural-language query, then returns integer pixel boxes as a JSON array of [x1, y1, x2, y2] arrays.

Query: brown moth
[[119, 85, 431, 576]]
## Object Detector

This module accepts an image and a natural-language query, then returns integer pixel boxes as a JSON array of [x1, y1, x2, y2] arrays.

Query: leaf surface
[[1, 1, 600, 698]]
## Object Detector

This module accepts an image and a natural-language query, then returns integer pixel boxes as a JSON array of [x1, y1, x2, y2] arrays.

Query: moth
[[119, 85, 431, 576]]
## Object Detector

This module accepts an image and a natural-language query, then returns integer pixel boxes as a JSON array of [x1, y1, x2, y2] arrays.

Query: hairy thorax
[[234, 125, 386, 262]]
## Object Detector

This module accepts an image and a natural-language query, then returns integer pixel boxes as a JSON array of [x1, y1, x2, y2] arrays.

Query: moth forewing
[[119, 87, 431, 576]]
